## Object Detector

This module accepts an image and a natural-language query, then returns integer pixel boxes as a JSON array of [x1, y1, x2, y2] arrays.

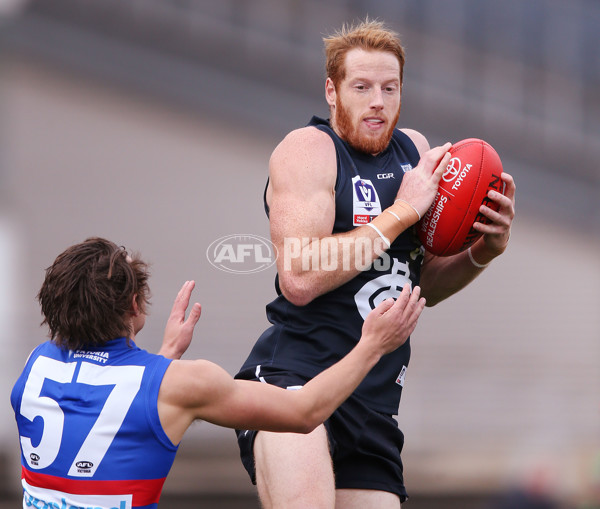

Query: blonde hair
[[323, 18, 405, 87]]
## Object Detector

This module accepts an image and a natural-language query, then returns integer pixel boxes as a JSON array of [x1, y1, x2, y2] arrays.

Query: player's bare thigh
[[254, 424, 335, 509], [335, 488, 401, 509]]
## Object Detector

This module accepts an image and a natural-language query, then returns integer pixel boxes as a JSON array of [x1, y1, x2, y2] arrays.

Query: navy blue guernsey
[[239, 116, 424, 414]]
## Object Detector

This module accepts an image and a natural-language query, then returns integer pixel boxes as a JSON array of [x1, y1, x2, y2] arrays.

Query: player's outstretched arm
[[157, 285, 425, 444], [158, 281, 202, 360]]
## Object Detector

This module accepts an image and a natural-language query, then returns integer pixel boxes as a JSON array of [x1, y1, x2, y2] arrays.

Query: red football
[[417, 138, 504, 256]]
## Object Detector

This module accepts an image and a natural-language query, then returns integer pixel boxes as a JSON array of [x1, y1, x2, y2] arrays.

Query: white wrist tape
[[468, 246, 490, 268], [366, 222, 391, 249], [394, 199, 421, 221]]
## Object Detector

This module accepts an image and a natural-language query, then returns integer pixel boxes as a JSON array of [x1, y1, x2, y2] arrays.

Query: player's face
[[327, 48, 401, 155]]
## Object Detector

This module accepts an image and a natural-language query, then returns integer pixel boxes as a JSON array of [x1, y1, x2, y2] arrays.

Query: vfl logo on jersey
[[354, 259, 412, 320], [352, 176, 382, 225], [400, 163, 413, 173]]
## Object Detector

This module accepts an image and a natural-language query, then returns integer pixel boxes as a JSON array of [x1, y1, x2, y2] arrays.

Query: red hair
[[324, 19, 406, 87]]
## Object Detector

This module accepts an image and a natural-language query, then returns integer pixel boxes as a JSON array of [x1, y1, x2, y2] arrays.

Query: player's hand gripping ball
[[417, 138, 504, 256]]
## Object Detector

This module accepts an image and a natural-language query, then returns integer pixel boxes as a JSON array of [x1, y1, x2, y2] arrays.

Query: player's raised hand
[[395, 143, 452, 218], [360, 285, 426, 357], [473, 171, 516, 256], [158, 280, 202, 360]]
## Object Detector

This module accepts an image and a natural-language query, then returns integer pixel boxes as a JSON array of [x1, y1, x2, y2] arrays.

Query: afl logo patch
[[76, 460, 94, 474]]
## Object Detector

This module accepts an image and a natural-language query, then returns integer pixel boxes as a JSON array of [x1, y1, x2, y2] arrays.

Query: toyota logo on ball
[[442, 157, 462, 182]]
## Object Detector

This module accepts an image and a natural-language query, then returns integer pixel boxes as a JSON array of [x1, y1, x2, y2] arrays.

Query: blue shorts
[[235, 367, 408, 502]]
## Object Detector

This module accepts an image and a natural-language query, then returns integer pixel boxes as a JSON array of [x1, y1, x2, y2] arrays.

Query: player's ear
[[325, 77, 336, 108], [130, 294, 140, 316]]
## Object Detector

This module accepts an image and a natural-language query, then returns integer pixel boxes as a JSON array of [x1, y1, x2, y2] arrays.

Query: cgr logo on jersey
[[352, 176, 382, 226]]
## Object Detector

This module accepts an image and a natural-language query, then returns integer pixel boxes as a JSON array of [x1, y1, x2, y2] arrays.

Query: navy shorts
[[235, 367, 408, 502]]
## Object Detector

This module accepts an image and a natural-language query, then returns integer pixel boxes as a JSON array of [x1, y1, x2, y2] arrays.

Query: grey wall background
[[1, 1, 599, 507]]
